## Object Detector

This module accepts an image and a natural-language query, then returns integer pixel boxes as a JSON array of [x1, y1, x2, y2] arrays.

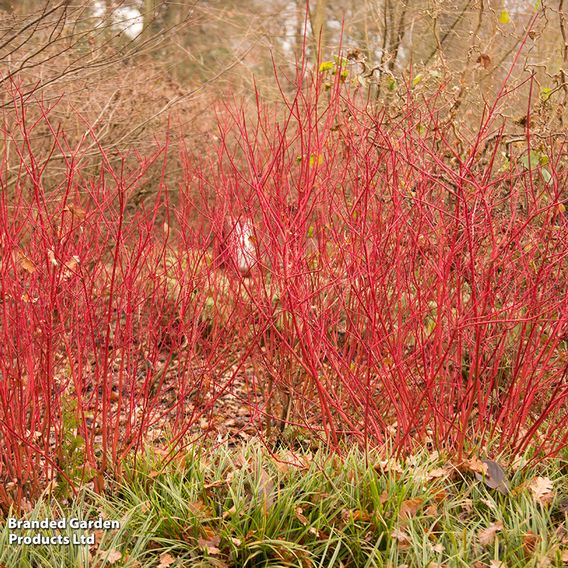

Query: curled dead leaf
[[478, 521, 504, 545], [522, 531, 541, 556], [529, 477, 554, 505], [295, 507, 309, 526]]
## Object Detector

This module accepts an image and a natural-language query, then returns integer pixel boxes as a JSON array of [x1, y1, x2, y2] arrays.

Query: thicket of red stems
[[0, 64, 566, 508]]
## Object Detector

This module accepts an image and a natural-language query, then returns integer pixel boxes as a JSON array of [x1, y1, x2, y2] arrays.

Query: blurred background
[[2, 0, 567, 154]]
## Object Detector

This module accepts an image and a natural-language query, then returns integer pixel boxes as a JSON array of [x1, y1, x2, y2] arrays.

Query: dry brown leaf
[[198, 533, 221, 555], [433, 489, 449, 502], [66, 203, 87, 220], [427, 467, 449, 480], [157, 552, 175, 568], [427, 503, 440, 518], [560, 549, 568, 562], [477, 53, 492, 68], [295, 507, 309, 526], [523, 531, 541, 556], [199, 525, 221, 554], [391, 528, 411, 549], [478, 521, 504, 545], [379, 490, 389, 504], [188, 499, 209, 516], [352, 510, 371, 522], [529, 477, 554, 505], [489, 561, 507, 568], [400, 498, 423, 519], [18, 253, 36, 274], [467, 456, 489, 475], [105, 549, 122, 565]]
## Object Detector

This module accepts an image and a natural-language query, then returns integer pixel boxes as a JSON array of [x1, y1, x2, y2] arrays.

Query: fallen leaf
[[157, 552, 175, 568], [478, 521, 504, 545], [474, 459, 510, 495], [295, 507, 309, 526], [391, 528, 411, 549], [523, 531, 541, 556], [477, 54, 491, 68], [467, 456, 488, 476], [105, 550, 122, 565], [66, 203, 86, 220], [560, 549, 568, 562], [18, 253, 36, 274], [427, 467, 449, 480], [199, 526, 221, 555], [529, 477, 554, 505], [490, 561, 507, 568], [400, 498, 423, 519], [431, 542, 444, 553], [257, 466, 275, 510]]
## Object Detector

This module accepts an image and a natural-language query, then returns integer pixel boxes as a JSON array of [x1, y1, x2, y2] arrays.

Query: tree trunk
[[311, 0, 327, 57]]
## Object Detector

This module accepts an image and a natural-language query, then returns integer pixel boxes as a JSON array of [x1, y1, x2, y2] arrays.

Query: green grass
[[0, 442, 566, 567]]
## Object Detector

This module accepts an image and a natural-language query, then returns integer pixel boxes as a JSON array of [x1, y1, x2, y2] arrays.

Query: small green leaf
[[499, 9, 510, 24], [412, 73, 424, 88], [319, 61, 335, 73], [307, 225, 315, 238], [309, 153, 323, 167], [538, 153, 549, 166], [540, 87, 552, 101], [520, 150, 539, 169], [416, 122, 426, 136], [387, 77, 397, 91], [541, 168, 552, 185]]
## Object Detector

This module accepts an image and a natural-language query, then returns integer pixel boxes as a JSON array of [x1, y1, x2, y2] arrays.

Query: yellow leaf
[[412, 73, 424, 87], [499, 10, 510, 24]]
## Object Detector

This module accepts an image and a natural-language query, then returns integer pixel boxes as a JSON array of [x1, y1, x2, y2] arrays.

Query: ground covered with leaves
[[0, 442, 566, 567]]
